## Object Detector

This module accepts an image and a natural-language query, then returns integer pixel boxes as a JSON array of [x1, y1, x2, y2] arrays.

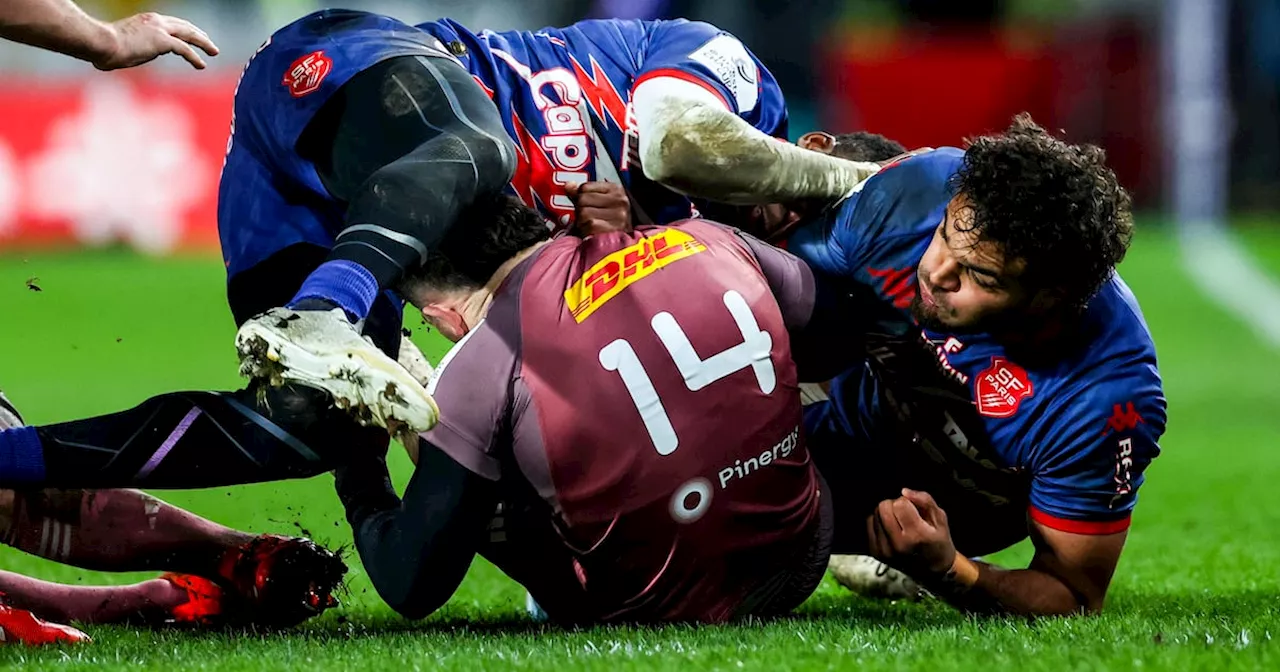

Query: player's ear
[[798, 131, 837, 154], [420, 303, 470, 343], [1023, 282, 1066, 317]]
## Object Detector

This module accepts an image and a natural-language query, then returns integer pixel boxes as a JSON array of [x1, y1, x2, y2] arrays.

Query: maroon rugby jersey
[[424, 219, 821, 622]]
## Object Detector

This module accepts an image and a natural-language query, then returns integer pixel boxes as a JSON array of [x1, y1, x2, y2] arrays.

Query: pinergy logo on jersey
[[565, 229, 706, 322], [282, 50, 332, 98], [974, 357, 1034, 418]]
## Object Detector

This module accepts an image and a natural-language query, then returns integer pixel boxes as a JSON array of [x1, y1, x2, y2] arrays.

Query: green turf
[[1235, 223, 1280, 277], [1, 224, 1279, 670]]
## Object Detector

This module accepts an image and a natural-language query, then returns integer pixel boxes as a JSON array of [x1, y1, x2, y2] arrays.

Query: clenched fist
[[866, 488, 958, 581], [567, 182, 632, 236]]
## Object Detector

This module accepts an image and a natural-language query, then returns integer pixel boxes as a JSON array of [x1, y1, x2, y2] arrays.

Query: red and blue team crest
[[283, 51, 333, 98], [975, 357, 1033, 418]]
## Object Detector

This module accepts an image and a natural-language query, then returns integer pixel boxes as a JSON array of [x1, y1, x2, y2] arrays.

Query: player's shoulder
[[862, 147, 965, 199], [557, 17, 656, 43], [802, 148, 961, 270], [833, 147, 962, 223], [1022, 276, 1166, 451], [1061, 273, 1161, 391]]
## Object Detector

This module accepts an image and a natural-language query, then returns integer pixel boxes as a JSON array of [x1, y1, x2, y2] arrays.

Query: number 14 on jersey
[[599, 289, 776, 456]]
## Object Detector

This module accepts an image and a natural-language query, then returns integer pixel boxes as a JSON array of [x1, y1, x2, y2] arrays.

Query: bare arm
[[868, 489, 1127, 616], [632, 77, 880, 205], [937, 522, 1125, 615], [0, 1, 218, 70]]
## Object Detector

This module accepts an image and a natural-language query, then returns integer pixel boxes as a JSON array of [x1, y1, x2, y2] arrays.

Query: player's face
[[911, 194, 1031, 332]]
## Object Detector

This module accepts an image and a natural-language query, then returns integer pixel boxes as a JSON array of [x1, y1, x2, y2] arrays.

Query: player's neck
[[990, 308, 1079, 359], [460, 241, 551, 328]]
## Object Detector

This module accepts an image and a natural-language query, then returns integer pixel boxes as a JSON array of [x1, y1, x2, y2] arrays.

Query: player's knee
[[455, 127, 517, 192]]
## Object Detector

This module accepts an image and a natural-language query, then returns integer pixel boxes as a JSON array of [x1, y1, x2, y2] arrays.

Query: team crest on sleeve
[[689, 35, 760, 113], [283, 50, 333, 98], [974, 357, 1033, 418]]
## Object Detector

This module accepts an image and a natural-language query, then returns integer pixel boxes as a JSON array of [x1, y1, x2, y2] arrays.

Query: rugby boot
[[235, 307, 439, 433], [0, 603, 90, 645]]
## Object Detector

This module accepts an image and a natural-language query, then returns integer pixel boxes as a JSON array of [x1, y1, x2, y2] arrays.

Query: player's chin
[[908, 295, 941, 328], [909, 295, 968, 332]]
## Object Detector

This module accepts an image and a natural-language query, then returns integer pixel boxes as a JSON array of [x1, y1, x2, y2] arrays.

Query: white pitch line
[[1176, 221, 1280, 350]]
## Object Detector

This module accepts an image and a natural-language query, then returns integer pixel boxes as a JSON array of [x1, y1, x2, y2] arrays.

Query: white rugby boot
[[828, 555, 926, 601], [235, 307, 439, 433]]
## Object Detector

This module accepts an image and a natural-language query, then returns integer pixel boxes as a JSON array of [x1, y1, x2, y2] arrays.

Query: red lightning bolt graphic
[[569, 54, 628, 131], [508, 113, 573, 222], [868, 267, 916, 309]]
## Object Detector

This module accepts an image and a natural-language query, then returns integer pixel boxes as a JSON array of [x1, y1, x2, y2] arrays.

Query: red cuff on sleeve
[[1029, 506, 1131, 535], [633, 68, 733, 112]]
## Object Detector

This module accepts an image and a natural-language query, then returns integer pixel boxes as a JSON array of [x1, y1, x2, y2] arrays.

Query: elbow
[[386, 597, 435, 621], [637, 98, 723, 191], [639, 120, 695, 188], [373, 580, 447, 621]]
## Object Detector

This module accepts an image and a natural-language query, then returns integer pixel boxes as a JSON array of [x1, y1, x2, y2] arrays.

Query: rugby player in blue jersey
[[748, 115, 1165, 616]]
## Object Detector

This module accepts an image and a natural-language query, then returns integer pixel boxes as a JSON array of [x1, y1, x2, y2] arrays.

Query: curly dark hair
[[829, 131, 907, 163], [399, 193, 551, 296], [952, 113, 1133, 311]]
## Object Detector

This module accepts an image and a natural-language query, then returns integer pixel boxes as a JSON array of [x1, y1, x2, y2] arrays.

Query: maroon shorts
[[479, 477, 835, 624], [736, 473, 835, 618]]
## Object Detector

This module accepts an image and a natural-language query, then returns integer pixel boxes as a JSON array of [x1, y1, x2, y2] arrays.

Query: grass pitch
[[1, 224, 1279, 670]]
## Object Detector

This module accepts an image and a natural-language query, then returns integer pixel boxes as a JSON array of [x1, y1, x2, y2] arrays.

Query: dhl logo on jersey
[[565, 229, 706, 322]]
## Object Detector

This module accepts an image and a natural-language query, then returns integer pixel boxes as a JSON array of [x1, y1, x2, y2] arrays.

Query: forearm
[[924, 557, 1091, 617], [0, 0, 114, 63], [634, 81, 879, 204], [334, 442, 491, 620]]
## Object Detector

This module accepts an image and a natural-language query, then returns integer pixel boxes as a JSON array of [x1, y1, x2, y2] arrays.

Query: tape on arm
[[632, 76, 880, 204]]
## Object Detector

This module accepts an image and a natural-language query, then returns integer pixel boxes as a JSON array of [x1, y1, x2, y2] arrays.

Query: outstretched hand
[[92, 12, 219, 70]]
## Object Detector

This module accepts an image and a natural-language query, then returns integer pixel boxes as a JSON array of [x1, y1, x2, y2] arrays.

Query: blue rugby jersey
[[787, 149, 1166, 543], [217, 9, 786, 278]]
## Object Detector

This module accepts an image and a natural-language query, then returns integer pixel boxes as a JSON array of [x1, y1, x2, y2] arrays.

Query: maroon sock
[[0, 571, 188, 624], [1, 489, 253, 576]]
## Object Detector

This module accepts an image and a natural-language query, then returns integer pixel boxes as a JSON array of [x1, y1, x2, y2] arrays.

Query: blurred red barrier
[[820, 23, 1158, 203], [0, 74, 237, 253], [822, 28, 1058, 150]]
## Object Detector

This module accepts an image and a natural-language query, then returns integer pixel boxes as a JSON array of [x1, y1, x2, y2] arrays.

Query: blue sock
[[288, 260, 379, 322], [0, 426, 46, 483]]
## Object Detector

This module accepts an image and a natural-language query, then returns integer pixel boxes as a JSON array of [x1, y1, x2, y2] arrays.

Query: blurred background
[[0, 0, 1277, 249]]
